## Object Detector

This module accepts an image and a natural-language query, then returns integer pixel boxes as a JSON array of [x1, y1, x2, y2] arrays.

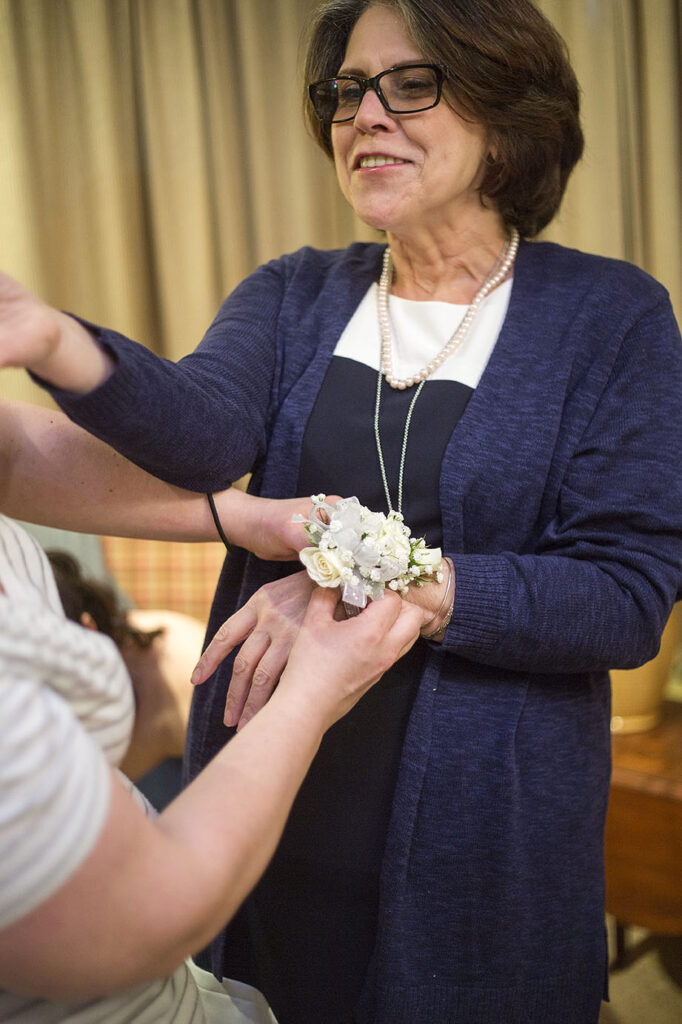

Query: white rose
[[411, 544, 442, 568], [299, 546, 345, 588]]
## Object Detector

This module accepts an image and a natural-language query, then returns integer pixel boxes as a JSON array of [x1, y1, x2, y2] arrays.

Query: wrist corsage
[[293, 494, 442, 612]]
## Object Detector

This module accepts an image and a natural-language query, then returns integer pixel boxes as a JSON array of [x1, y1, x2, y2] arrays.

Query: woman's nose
[[353, 86, 395, 131]]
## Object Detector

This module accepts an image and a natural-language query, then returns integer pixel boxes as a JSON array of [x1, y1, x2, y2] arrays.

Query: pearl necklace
[[378, 227, 520, 390], [374, 228, 519, 515]]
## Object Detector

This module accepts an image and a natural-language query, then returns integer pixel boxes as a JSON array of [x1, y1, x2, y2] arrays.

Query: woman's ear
[[485, 130, 499, 164], [79, 611, 99, 632]]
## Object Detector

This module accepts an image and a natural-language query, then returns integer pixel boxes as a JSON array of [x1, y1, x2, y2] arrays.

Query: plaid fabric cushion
[[101, 537, 225, 625]]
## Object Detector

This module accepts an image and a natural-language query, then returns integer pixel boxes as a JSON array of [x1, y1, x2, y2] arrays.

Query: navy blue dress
[[218, 342, 475, 1023]]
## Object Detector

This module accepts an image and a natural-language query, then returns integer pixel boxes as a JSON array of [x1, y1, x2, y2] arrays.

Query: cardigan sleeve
[[442, 293, 682, 674], [40, 258, 288, 492]]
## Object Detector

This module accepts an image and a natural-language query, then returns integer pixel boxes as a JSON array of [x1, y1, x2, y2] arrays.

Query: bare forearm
[[0, 400, 209, 536], [152, 687, 324, 959], [0, 399, 221, 539], [0, 400, 308, 555], [3, 688, 327, 999], [0, 591, 421, 1001]]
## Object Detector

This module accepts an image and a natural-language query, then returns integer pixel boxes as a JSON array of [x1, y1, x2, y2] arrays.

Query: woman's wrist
[[32, 311, 115, 393], [417, 556, 455, 641]]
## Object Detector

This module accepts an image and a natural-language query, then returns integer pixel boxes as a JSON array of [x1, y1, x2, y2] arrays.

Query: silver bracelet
[[421, 557, 454, 639], [423, 601, 454, 641]]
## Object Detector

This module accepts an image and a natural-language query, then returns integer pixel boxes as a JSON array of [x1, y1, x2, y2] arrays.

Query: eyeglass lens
[[311, 66, 441, 123]]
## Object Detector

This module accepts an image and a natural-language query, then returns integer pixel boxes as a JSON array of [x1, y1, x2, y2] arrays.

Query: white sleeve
[[0, 515, 64, 615], [0, 670, 111, 930], [3, 601, 135, 767]]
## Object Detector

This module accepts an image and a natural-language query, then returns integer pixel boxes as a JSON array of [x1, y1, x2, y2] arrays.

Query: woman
[[1, 1, 681, 1021]]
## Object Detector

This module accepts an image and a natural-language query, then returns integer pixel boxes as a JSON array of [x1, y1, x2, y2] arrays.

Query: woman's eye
[[396, 76, 432, 96], [337, 81, 362, 104]]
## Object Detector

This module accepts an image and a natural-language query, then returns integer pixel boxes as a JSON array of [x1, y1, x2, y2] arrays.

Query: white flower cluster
[[294, 494, 442, 610]]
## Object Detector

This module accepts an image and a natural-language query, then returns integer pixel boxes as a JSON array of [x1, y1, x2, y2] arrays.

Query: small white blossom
[[411, 543, 442, 568]]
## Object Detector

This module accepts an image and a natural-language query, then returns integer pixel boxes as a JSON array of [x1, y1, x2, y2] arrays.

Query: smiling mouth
[[357, 155, 410, 169]]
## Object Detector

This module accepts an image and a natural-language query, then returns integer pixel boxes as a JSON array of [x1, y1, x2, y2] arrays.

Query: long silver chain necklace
[[374, 228, 520, 515]]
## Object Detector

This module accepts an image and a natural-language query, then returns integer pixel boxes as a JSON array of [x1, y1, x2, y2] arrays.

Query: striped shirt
[[0, 515, 209, 1022]]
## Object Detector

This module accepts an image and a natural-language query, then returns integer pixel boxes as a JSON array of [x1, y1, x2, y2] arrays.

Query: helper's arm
[[0, 399, 308, 558], [0, 588, 421, 1001]]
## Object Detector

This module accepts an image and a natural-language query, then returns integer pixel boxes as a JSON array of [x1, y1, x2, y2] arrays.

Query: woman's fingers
[[224, 628, 273, 727], [231, 635, 295, 730], [192, 570, 315, 726], [191, 604, 257, 685], [194, 575, 422, 733]]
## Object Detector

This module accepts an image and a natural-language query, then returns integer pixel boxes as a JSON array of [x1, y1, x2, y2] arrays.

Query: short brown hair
[[303, 0, 584, 237]]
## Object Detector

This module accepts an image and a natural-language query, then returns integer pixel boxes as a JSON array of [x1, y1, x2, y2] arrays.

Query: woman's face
[[331, 4, 491, 240]]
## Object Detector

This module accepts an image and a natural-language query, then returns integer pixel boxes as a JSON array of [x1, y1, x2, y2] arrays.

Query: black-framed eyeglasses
[[308, 64, 445, 125]]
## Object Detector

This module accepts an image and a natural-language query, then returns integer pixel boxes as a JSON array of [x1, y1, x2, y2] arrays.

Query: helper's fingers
[[191, 604, 257, 685], [301, 585, 341, 622], [388, 600, 424, 660]]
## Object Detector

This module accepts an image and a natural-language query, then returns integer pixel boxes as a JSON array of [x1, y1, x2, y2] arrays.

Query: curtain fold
[[0, 0, 679, 412], [537, 0, 681, 317]]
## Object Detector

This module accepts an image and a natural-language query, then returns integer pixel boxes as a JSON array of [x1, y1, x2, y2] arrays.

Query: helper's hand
[[253, 496, 325, 560], [277, 587, 423, 730], [212, 491, 340, 562], [0, 271, 112, 391], [191, 570, 317, 730]]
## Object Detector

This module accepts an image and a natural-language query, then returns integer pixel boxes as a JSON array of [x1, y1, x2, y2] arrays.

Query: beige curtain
[[0, 0, 679, 408], [537, 0, 682, 314]]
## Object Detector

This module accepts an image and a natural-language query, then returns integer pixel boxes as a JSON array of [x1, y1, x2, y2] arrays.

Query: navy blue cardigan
[[52, 240, 682, 1023]]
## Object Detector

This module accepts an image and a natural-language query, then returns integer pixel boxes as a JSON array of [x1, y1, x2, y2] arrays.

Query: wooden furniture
[[605, 700, 682, 950]]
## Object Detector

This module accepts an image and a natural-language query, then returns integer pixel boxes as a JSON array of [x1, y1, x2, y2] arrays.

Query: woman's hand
[[0, 270, 112, 391], [191, 570, 317, 729], [0, 271, 61, 371]]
